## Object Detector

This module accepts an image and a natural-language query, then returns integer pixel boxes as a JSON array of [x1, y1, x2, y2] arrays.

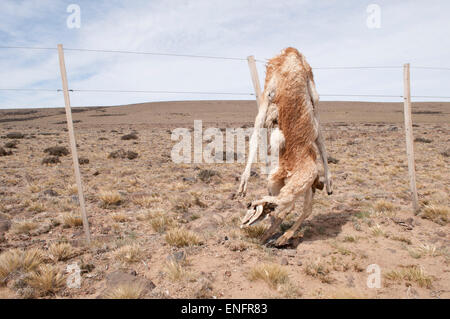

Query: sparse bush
[[0, 248, 45, 285], [241, 224, 268, 240], [165, 228, 201, 247], [62, 213, 83, 228], [42, 156, 60, 165], [197, 169, 220, 183], [99, 190, 122, 207], [148, 213, 174, 233], [304, 259, 334, 284], [249, 263, 289, 289], [374, 200, 395, 212], [48, 243, 74, 262], [165, 261, 192, 282], [111, 213, 129, 223], [104, 283, 145, 299], [44, 146, 69, 156], [114, 244, 144, 264], [10, 220, 38, 234], [421, 204, 448, 225], [385, 265, 432, 288], [26, 265, 65, 295]]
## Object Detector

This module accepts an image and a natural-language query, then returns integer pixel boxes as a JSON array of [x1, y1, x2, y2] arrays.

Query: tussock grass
[[104, 283, 146, 299], [26, 265, 65, 295], [342, 236, 357, 243], [111, 212, 129, 223], [373, 200, 396, 214], [165, 228, 201, 247], [10, 220, 38, 234], [249, 263, 289, 289], [385, 265, 433, 288], [99, 190, 122, 207], [171, 195, 193, 213], [392, 236, 412, 245], [62, 213, 83, 227], [144, 211, 174, 233], [48, 243, 74, 262], [0, 248, 45, 284], [27, 201, 45, 213], [408, 243, 441, 259], [114, 244, 145, 264], [165, 261, 192, 282], [304, 259, 334, 284], [328, 288, 366, 299], [421, 204, 448, 225], [241, 224, 268, 240], [370, 224, 384, 237], [132, 194, 160, 208], [66, 184, 78, 195]]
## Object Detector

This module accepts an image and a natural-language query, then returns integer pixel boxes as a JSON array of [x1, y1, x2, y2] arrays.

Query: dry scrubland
[[0, 100, 448, 299]]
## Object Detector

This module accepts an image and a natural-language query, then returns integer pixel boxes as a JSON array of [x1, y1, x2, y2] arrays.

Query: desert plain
[[0, 100, 448, 299]]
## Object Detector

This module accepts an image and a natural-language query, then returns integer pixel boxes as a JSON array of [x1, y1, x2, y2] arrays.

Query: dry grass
[[0, 248, 45, 284], [48, 243, 74, 262], [241, 224, 268, 240], [146, 211, 174, 233], [62, 213, 83, 227], [385, 265, 433, 288], [111, 212, 129, 223], [421, 204, 448, 225], [165, 228, 201, 247], [370, 224, 384, 237], [27, 201, 45, 213], [171, 194, 194, 213], [99, 190, 122, 207], [66, 184, 78, 195], [327, 288, 366, 299], [132, 194, 160, 208], [392, 236, 412, 245], [249, 263, 289, 289], [165, 261, 193, 282], [114, 244, 145, 264], [10, 220, 38, 234], [409, 243, 442, 259], [104, 283, 146, 299], [26, 265, 65, 295], [374, 200, 395, 212], [304, 259, 334, 284]]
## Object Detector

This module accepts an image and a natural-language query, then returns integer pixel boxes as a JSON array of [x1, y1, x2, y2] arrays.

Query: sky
[[0, 0, 449, 109]]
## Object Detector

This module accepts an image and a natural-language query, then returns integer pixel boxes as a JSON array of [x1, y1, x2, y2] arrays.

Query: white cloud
[[0, 0, 449, 108]]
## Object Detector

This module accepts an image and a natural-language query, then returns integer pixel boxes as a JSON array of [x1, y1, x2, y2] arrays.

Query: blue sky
[[0, 0, 449, 108]]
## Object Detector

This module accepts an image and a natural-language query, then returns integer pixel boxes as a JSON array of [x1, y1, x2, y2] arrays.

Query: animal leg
[[275, 187, 314, 246], [268, 175, 284, 196], [237, 93, 271, 197], [315, 128, 333, 195], [260, 162, 318, 244], [308, 78, 333, 195]]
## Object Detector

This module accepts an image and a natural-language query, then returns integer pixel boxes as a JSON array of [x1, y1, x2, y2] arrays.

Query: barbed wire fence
[[1, 44, 449, 244]]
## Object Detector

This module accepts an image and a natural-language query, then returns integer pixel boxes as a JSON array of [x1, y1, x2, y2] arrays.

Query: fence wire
[[0, 45, 450, 107]]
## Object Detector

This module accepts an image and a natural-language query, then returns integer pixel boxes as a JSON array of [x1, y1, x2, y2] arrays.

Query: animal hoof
[[327, 191, 333, 195], [274, 236, 290, 247]]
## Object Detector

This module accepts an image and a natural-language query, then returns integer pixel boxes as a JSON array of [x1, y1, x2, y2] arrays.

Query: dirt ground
[[0, 100, 448, 299]]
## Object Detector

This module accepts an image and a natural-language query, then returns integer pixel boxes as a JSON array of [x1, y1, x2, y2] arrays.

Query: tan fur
[[239, 47, 330, 247]]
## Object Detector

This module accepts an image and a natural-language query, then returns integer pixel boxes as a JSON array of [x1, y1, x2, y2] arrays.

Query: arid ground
[[0, 100, 448, 299]]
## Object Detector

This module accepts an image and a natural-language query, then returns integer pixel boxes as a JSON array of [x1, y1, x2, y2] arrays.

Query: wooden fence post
[[57, 44, 91, 244], [403, 63, 420, 213], [247, 56, 262, 109]]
